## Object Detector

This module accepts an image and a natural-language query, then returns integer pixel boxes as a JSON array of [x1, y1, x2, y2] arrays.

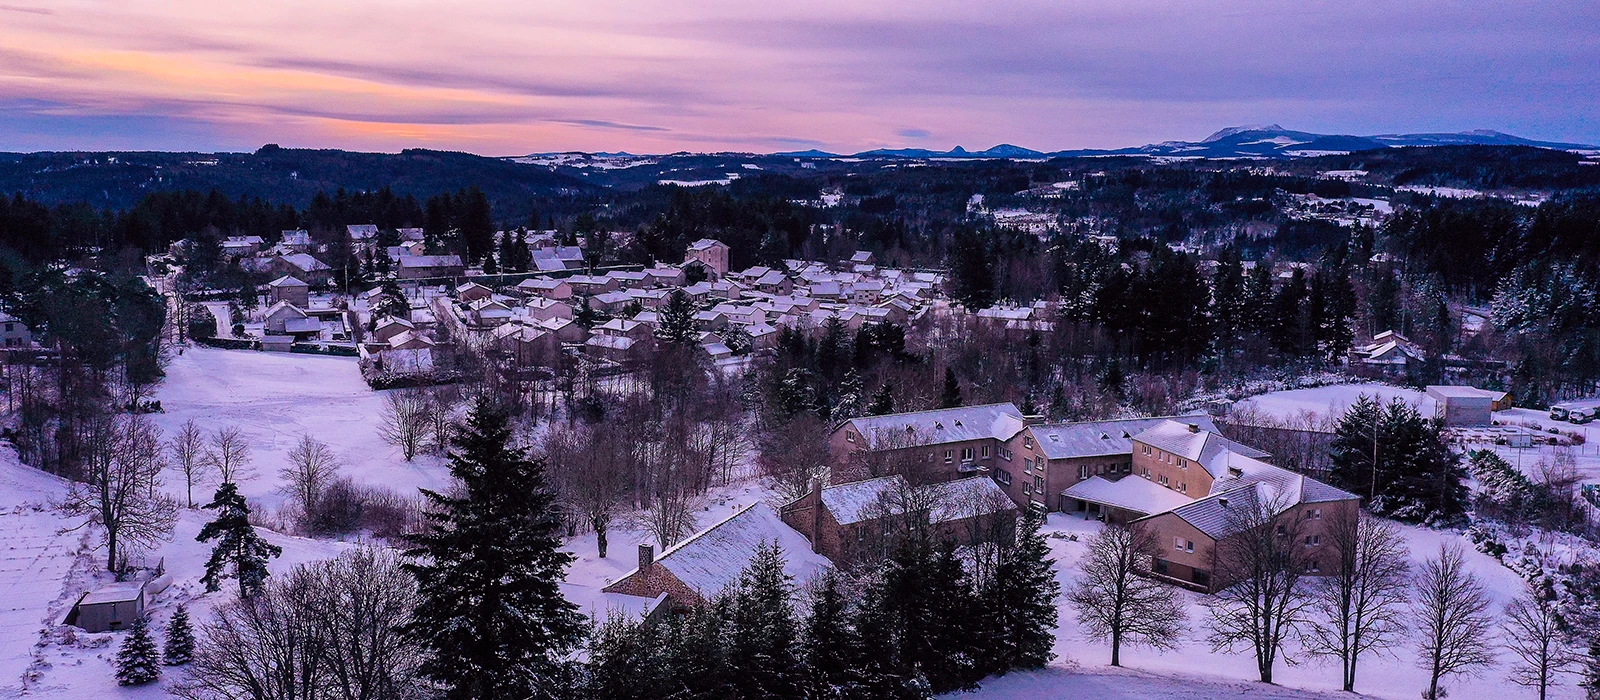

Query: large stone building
[[827, 403, 1027, 486], [780, 475, 1017, 565]]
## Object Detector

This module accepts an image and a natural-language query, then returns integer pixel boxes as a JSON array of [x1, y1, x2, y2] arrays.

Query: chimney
[[637, 543, 655, 570], [1187, 423, 1200, 433]]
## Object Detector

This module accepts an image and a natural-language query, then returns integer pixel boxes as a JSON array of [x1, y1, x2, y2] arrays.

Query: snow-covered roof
[[398, 254, 463, 268], [651, 502, 829, 598], [279, 253, 330, 272], [1425, 385, 1503, 401], [845, 403, 1026, 450], [585, 335, 635, 350], [80, 582, 144, 606], [1132, 420, 1269, 479], [817, 475, 1016, 525], [687, 238, 727, 252], [267, 275, 307, 288], [1063, 475, 1193, 515]]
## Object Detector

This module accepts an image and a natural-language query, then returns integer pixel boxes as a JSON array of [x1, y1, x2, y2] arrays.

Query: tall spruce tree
[[728, 542, 805, 699], [116, 616, 161, 686], [939, 368, 963, 408], [804, 570, 862, 699], [162, 605, 195, 666], [1329, 396, 1465, 523], [585, 613, 670, 700], [866, 383, 895, 416], [196, 482, 282, 597], [403, 399, 584, 700], [987, 512, 1060, 671], [655, 290, 698, 344]]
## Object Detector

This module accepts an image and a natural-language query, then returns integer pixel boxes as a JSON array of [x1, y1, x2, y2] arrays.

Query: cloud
[[0, 0, 1594, 154]]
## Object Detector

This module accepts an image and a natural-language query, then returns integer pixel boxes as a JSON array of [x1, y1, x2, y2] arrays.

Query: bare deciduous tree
[[280, 435, 341, 530], [1415, 544, 1497, 700], [1505, 586, 1578, 700], [59, 414, 178, 572], [205, 426, 253, 483], [1204, 492, 1311, 683], [379, 389, 429, 461], [756, 412, 832, 502], [169, 419, 208, 508], [641, 478, 700, 551], [177, 545, 423, 700], [1067, 523, 1188, 666], [1303, 508, 1411, 692]]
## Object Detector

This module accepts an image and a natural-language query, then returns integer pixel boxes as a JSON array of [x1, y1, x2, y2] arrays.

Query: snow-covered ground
[[1231, 382, 1430, 424], [959, 511, 1584, 700], [149, 347, 451, 515]]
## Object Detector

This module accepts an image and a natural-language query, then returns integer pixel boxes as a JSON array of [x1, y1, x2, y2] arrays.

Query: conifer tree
[[196, 482, 282, 597], [574, 297, 599, 330], [403, 399, 584, 700], [116, 616, 161, 686], [866, 383, 895, 416], [804, 570, 862, 699], [162, 605, 195, 666], [729, 542, 805, 699], [586, 613, 669, 700], [939, 368, 962, 408], [655, 290, 698, 344], [988, 511, 1060, 670]]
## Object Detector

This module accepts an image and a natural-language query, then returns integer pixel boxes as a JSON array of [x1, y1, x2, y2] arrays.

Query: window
[[1033, 475, 1045, 492], [1179, 483, 1187, 494], [1024, 436, 1034, 449], [961, 447, 975, 462], [857, 527, 866, 542], [1304, 534, 1322, 547], [994, 469, 1013, 486], [1078, 464, 1090, 480], [1307, 508, 1322, 520], [944, 449, 954, 463], [1177, 459, 1186, 470], [1141, 444, 1152, 455], [981, 445, 990, 458], [1276, 525, 1287, 536], [1158, 474, 1169, 486], [1000, 447, 1013, 461], [1023, 458, 1033, 472], [846, 430, 856, 443], [1172, 538, 1193, 553], [1305, 560, 1322, 573]]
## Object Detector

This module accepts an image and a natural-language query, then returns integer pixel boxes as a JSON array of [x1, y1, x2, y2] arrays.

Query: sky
[[0, 0, 1596, 155]]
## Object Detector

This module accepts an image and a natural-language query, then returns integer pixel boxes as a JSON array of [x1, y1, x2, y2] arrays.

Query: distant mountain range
[[758, 125, 1598, 160]]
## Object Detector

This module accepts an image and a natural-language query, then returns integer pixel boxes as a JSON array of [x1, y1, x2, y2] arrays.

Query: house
[[849, 250, 877, 266], [264, 301, 310, 335], [455, 282, 494, 303], [643, 265, 686, 288], [372, 317, 416, 344], [603, 502, 830, 609], [532, 245, 585, 271], [829, 403, 1028, 485], [525, 298, 575, 322], [279, 229, 313, 252], [491, 323, 558, 367], [781, 475, 1017, 565], [515, 277, 573, 300], [1425, 385, 1504, 426], [693, 310, 728, 331], [387, 329, 436, 351], [397, 227, 425, 243], [584, 334, 640, 363], [606, 270, 650, 289], [538, 316, 590, 344], [0, 312, 32, 348], [596, 318, 652, 342], [397, 255, 465, 280], [626, 288, 670, 309], [346, 224, 380, 243], [67, 582, 145, 632], [266, 275, 310, 307], [222, 235, 264, 257], [592, 290, 635, 314], [567, 274, 620, 296], [684, 238, 730, 278], [754, 270, 793, 295], [272, 253, 332, 285], [467, 299, 514, 328], [1349, 330, 1426, 375]]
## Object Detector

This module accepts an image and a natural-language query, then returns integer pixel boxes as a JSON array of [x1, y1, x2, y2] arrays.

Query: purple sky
[[1, 0, 1595, 154]]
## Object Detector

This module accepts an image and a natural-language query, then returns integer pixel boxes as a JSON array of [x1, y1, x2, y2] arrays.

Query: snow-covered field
[[149, 347, 452, 514], [1231, 382, 1430, 423], [2, 352, 1593, 698], [976, 512, 1584, 700]]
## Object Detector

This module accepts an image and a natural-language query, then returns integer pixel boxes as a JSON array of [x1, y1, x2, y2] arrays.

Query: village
[[2, 215, 1598, 700]]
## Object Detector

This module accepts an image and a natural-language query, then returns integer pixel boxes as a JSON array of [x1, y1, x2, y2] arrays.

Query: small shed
[[68, 582, 146, 632], [1425, 385, 1497, 427]]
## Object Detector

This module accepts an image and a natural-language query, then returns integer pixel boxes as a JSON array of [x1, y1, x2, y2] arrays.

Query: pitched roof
[[80, 582, 144, 606], [1063, 475, 1193, 515], [267, 275, 308, 288], [1027, 416, 1214, 460], [647, 502, 830, 598], [845, 403, 1025, 450], [816, 475, 1016, 525], [687, 238, 727, 251], [1132, 420, 1269, 479]]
